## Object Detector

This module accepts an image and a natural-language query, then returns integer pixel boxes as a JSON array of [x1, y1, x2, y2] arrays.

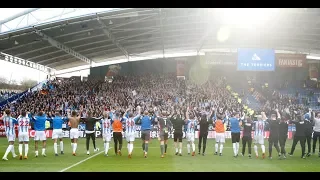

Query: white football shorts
[[70, 128, 79, 139], [187, 133, 195, 142], [126, 132, 135, 142], [34, 131, 46, 141], [52, 129, 64, 139], [254, 135, 264, 145], [215, 132, 226, 143], [18, 132, 29, 142], [103, 133, 112, 142], [7, 134, 15, 142]]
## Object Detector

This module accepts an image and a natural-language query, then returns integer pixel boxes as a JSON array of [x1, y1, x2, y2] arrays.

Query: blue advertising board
[[237, 48, 275, 71]]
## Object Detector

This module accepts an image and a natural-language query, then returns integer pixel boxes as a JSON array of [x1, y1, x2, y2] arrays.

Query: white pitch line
[[59, 149, 108, 172]]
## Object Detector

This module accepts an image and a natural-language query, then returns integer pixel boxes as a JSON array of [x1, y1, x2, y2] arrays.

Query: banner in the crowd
[[237, 48, 275, 71], [40, 89, 49, 95], [176, 58, 186, 76], [276, 53, 306, 68], [106, 64, 121, 77], [0, 80, 47, 108], [205, 52, 236, 66], [309, 63, 319, 79]]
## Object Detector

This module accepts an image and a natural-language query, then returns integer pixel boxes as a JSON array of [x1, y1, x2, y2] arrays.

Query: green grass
[[0, 137, 319, 172]]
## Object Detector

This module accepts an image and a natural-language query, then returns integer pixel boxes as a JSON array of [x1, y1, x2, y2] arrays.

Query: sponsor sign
[[205, 52, 236, 66], [276, 53, 306, 68], [237, 48, 275, 71], [2, 129, 293, 140], [0, 52, 51, 73], [1, 124, 294, 139]]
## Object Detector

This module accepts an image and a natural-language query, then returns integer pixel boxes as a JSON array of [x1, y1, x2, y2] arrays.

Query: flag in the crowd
[[40, 89, 49, 95], [132, 90, 137, 96]]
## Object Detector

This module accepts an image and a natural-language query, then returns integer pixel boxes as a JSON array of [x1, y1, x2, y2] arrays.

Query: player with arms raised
[[253, 113, 267, 159], [229, 112, 243, 157], [68, 111, 80, 156], [124, 107, 141, 158], [171, 109, 185, 156], [50, 110, 68, 156], [265, 110, 281, 159], [185, 107, 197, 156], [157, 111, 173, 158], [17, 110, 30, 160], [214, 113, 227, 156], [1, 109, 18, 161], [32, 110, 47, 157], [136, 109, 156, 158], [101, 111, 112, 156]]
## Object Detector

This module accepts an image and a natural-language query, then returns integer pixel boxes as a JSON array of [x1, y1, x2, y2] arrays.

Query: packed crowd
[[0, 74, 243, 119], [0, 90, 19, 101], [0, 73, 314, 123]]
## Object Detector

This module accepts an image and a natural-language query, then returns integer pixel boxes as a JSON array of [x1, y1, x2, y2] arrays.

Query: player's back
[[34, 115, 46, 131], [187, 120, 196, 133], [3, 116, 17, 135], [268, 119, 280, 137], [171, 116, 184, 132], [126, 118, 136, 133], [230, 118, 240, 133], [102, 118, 112, 134], [215, 119, 225, 133], [140, 116, 152, 130], [254, 120, 266, 136], [18, 116, 30, 133], [53, 116, 64, 129], [69, 116, 80, 129], [158, 117, 168, 131], [279, 121, 288, 137]]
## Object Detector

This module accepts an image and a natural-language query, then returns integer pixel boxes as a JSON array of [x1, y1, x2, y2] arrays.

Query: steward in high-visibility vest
[[45, 120, 50, 129]]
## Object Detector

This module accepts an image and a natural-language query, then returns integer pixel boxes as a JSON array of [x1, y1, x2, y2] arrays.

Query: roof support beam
[[109, 13, 158, 30], [0, 8, 40, 26], [39, 54, 70, 64], [159, 9, 165, 58], [197, 10, 215, 54], [33, 28, 92, 64], [118, 29, 159, 42], [96, 14, 129, 59]]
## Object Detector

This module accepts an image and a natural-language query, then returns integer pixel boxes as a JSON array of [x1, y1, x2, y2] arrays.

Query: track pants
[[242, 136, 252, 155], [113, 132, 123, 154], [86, 132, 96, 151], [290, 135, 306, 156], [198, 132, 208, 154], [279, 135, 287, 154]]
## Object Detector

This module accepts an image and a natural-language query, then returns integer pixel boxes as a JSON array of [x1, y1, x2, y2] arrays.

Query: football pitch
[[0, 138, 319, 172]]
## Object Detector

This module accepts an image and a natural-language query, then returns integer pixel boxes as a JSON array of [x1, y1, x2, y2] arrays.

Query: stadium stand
[[2, 8, 320, 172]]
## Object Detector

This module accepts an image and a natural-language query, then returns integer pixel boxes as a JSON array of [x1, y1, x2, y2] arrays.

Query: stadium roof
[[1, 8, 320, 72]]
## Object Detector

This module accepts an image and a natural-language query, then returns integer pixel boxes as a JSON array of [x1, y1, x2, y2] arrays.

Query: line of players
[[101, 106, 320, 159], [0, 109, 82, 160], [1, 106, 320, 161]]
